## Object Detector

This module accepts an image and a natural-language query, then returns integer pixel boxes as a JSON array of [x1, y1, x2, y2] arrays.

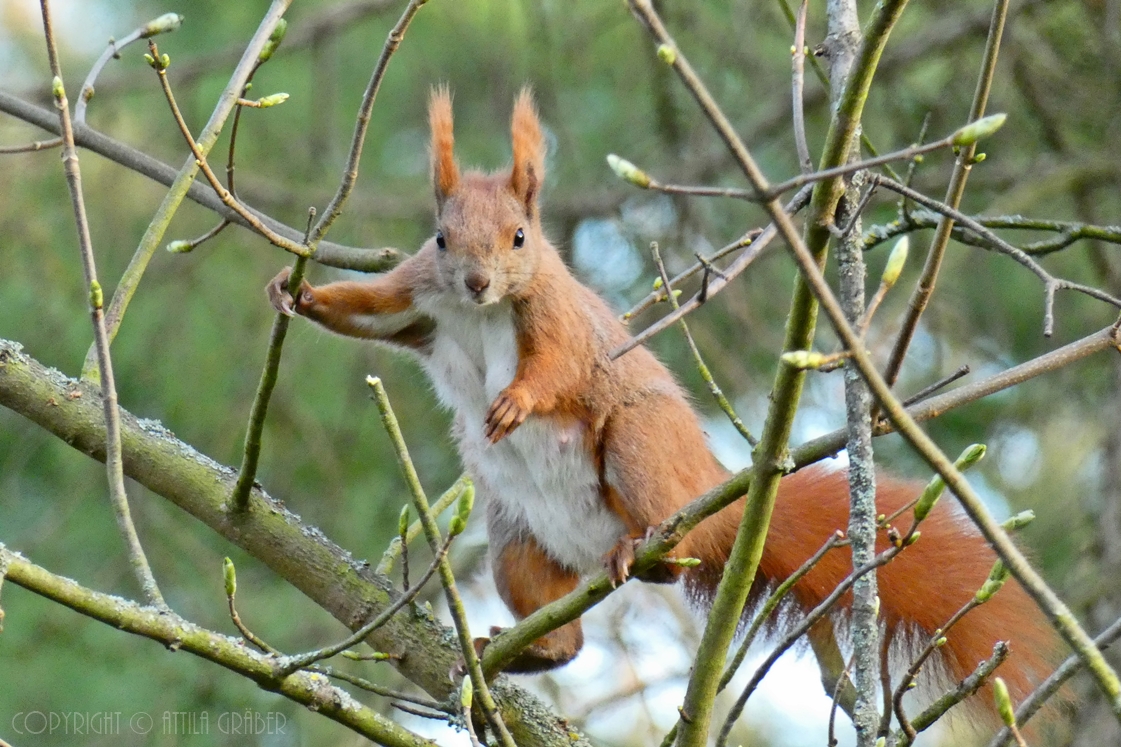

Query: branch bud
[[258, 18, 289, 62], [141, 13, 184, 38], [448, 480, 475, 537], [656, 44, 677, 65], [223, 557, 237, 597], [781, 350, 827, 369], [951, 113, 1007, 147], [166, 240, 194, 254], [89, 280, 103, 310], [881, 236, 909, 288], [975, 559, 1011, 602], [606, 154, 651, 188], [1002, 510, 1035, 531], [993, 676, 1016, 726], [256, 93, 290, 108], [460, 674, 474, 710], [51, 76, 65, 101], [397, 505, 409, 538]]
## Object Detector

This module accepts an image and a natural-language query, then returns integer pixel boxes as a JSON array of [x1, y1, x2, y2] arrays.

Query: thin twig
[[84, 1, 294, 380], [231, 207, 315, 511], [894, 642, 1010, 745], [792, 0, 812, 174], [367, 378, 517, 747], [312, 666, 449, 711], [871, 174, 1121, 336], [2, 546, 438, 747], [622, 228, 762, 322], [308, 0, 430, 246], [38, 0, 165, 609], [893, 595, 986, 739], [0, 90, 398, 276], [863, 208, 1121, 256], [377, 476, 470, 576], [899, 365, 970, 407], [279, 532, 452, 674], [2, 13, 182, 155], [882, 0, 1011, 387], [717, 540, 913, 747], [611, 185, 812, 359], [650, 243, 757, 445], [828, 654, 857, 747], [149, 42, 310, 258], [986, 614, 1121, 747], [718, 531, 846, 693]]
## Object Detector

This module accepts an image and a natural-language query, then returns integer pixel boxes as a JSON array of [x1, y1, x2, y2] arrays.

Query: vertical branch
[[231, 250, 309, 510], [38, 0, 164, 608], [881, 0, 1011, 387], [367, 378, 517, 747], [792, 0, 813, 174], [625, 1, 911, 744], [825, 0, 881, 740], [82, 0, 293, 380]]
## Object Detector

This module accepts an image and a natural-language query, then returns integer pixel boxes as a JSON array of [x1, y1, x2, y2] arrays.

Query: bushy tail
[[685, 465, 1058, 722]]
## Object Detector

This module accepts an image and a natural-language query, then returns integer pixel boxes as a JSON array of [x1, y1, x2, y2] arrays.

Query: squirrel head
[[427, 86, 547, 307]]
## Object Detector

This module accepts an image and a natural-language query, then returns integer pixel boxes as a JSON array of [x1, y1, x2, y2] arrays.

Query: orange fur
[[429, 85, 459, 202], [509, 86, 544, 210], [492, 536, 583, 672], [680, 467, 1058, 720], [267, 89, 1061, 723]]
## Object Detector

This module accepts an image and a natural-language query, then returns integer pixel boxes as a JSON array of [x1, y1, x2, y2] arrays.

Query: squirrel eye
[[513, 228, 525, 249], [436, 231, 446, 250]]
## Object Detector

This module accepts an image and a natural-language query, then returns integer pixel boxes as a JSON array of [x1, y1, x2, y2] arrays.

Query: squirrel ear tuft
[[509, 86, 545, 214], [429, 85, 460, 207]]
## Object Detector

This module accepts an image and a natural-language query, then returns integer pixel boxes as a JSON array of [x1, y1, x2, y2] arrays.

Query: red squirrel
[[266, 87, 1055, 712]]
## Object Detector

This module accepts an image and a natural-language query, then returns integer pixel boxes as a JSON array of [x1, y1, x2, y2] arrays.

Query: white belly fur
[[415, 294, 625, 573]]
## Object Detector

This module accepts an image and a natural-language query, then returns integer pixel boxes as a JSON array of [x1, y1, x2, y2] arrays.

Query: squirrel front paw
[[265, 267, 313, 317], [484, 388, 532, 443]]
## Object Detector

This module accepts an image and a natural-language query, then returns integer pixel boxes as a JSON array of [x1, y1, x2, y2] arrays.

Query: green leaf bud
[[141, 13, 184, 38], [606, 154, 651, 188], [258, 18, 288, 62], [951, 113, 1007, 147], [397, 505, 409, 538], [656, 44, 677, 65], [52, 76, 65, 100], [993, 676, 1015, 726], [223, 557, 237, 597], [1002, 510, 1036, 531], [89, 280, 103, 309], [781, 350, 827, 369], [881, 236, 909, 287], [166, 240, 193, 254], [256, 92, 289, 108]]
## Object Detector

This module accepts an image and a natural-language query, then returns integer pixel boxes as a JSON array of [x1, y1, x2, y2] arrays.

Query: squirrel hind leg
[[491, 533, 584, 672]]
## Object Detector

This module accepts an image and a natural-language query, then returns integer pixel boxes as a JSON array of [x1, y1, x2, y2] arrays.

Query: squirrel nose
[[465, 272, 491, 295]]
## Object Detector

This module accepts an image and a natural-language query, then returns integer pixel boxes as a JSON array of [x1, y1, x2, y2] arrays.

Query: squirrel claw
[[266, 267, 310, 317], [484, 390, 530, 443], [603, 535, 640, 588]]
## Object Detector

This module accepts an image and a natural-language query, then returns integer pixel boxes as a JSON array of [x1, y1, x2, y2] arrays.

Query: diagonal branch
[[0, 339, 591, 747], [0, 545, 437, 747]]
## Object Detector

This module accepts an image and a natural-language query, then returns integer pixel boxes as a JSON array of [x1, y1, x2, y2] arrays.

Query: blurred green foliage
[[0, 0, 1119, 744]]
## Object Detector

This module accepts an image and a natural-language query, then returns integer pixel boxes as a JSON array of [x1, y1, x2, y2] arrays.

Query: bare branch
[[38, 0, 164, 609]]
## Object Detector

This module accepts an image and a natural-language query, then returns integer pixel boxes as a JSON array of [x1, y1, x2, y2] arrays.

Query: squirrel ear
[[509, 86, 545, 215], [429, 85, 460, 208]]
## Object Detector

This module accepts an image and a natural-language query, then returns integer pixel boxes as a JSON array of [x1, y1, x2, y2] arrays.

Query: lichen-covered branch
[[0, 546, 437, 747], [0, 339, 590, 747]]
